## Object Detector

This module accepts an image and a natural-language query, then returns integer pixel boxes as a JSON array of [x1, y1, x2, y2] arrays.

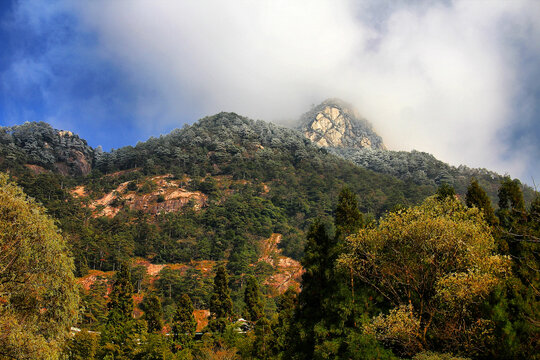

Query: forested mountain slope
[[329, 147, 538, 204], [2, 111, 538, 360], [0, 121, 94, 176], [0, 113, 441, 339], [0, 113, 437, 270], [1, 113, 534, 274], [296, 99, 536, 204]]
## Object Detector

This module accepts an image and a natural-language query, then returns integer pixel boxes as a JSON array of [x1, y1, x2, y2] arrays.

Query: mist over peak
[[2, 0, 540, 184], [297, 98, 385, 150]]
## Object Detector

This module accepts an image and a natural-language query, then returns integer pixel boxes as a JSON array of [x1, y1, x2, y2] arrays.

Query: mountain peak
[[298, 98, 385, 150]]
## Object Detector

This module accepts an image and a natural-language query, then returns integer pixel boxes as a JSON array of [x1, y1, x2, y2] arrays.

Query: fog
[[10, 0, 540, 181]]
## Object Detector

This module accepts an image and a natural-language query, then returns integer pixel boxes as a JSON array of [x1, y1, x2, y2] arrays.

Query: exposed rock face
[[259, 233, 303, 295], [298, 99, 385, 150], [73, 175, 208, 218]]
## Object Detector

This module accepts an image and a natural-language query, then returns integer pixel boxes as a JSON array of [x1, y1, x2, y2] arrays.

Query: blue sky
[[1, 0, 539, 185], [0, 0, 165, 150]]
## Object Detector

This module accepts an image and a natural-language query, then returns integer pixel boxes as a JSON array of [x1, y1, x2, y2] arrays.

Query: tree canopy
[[0, 172, 79, 360], [466, 178, 497, 225], [339, 196, 511, 357], [209, 265, 233, 332]]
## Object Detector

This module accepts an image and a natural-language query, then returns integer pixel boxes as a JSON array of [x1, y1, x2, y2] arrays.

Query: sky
[[1, 0, 539, 185]]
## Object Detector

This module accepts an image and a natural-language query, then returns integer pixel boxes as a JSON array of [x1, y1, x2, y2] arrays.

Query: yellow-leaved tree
[[0, 173, 79, 360], [339, 196, 510, 358]]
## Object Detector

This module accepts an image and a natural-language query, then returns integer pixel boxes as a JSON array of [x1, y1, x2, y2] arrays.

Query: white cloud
[[58, 0, 540, 179]]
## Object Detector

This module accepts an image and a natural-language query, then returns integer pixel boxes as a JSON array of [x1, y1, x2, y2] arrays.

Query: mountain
[[298, 98, 385, 150], [2, 109, 537, 358], [1, 110, 535, 269], [298, 99, 535, 204], [329, 147, 525, 204], [0, 113, 436, 268], [0, 122, 94, 176], [0, 112, 445, 328]]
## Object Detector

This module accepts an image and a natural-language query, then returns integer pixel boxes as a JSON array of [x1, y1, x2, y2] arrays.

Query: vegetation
[[99, 263, 139, 360], [0, 114, 538, 359], [340, 196, 510, 357], [142, 294, 164, 333], [466, 178, 497, 225], [0, 122, 93, 176], [209, 266, 234, 332], [171, 294, 196, 352], [331, 147, 536, 204], [0, 173, 79, 360], [243, 276, 263, 322]]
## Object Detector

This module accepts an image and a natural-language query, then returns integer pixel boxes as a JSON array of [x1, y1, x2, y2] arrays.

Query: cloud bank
[[3, 0, 540, 183]]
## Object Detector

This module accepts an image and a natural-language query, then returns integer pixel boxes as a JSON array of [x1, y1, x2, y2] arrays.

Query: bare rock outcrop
[[298, 98, 385, 150], [259, 233, 303, 295], [75, 175, 207, 218]]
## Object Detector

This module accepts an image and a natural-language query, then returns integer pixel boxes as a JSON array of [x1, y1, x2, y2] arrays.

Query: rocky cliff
[[298, 99, 385, 150]]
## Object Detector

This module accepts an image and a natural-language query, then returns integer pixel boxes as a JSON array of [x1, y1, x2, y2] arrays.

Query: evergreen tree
[[291, 219, 351, 359], [465, 178, 497, 225], [78, 254, 90, 277], [488, 186, 540, 358], [335, 186, 363, 239], [108, 263, 134, 320], [142, 294, 164, 333], [253, 317, 273, 360], [244, 276, 264, 322], [498, 177, 525, 211], [436, 183, 455, 201], [100, 262, 139, 360], [334, 186, 384, 354], [172, 294, 197, 352], [209, 265, 233, 332], [137, 333, 174, 360], [290, 187, 371, 359], [67, 330, 98, 360], [80, 281, 108, 330], [496, 177, 527, 250], [274, 288, 297, 356]]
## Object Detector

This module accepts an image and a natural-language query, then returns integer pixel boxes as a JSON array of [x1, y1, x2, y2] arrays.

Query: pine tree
[[172, 294, 197, 352], [142, 294, 164, 333], [291, 220, 348, 359], [80, 281, 108, 329], [67, 330, 98, 360], [335, 186, 363, 239], [496, 177, 527, 248], [78, 254, 90, 277], [274, 288, 297, 356], [99, 262, 138, 360], [244, 276, 264, 322], [498, 177, 525, 211], [138, 333, 174, 360], [253, 316, 273, 360], [466, 178, 497, 225], [291, 187, 374, 359], [334, 186, 381, 325], [209, 265, 233, 332], [436, 183, 455, 201], [489, 186, 540, 358], [108, 263, 134, 320]]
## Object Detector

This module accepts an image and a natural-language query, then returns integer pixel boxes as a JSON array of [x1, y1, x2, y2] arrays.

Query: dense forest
[[1, 115, 440, 266], [0, 114, 538, 359], [330, 147, 536, 205]]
